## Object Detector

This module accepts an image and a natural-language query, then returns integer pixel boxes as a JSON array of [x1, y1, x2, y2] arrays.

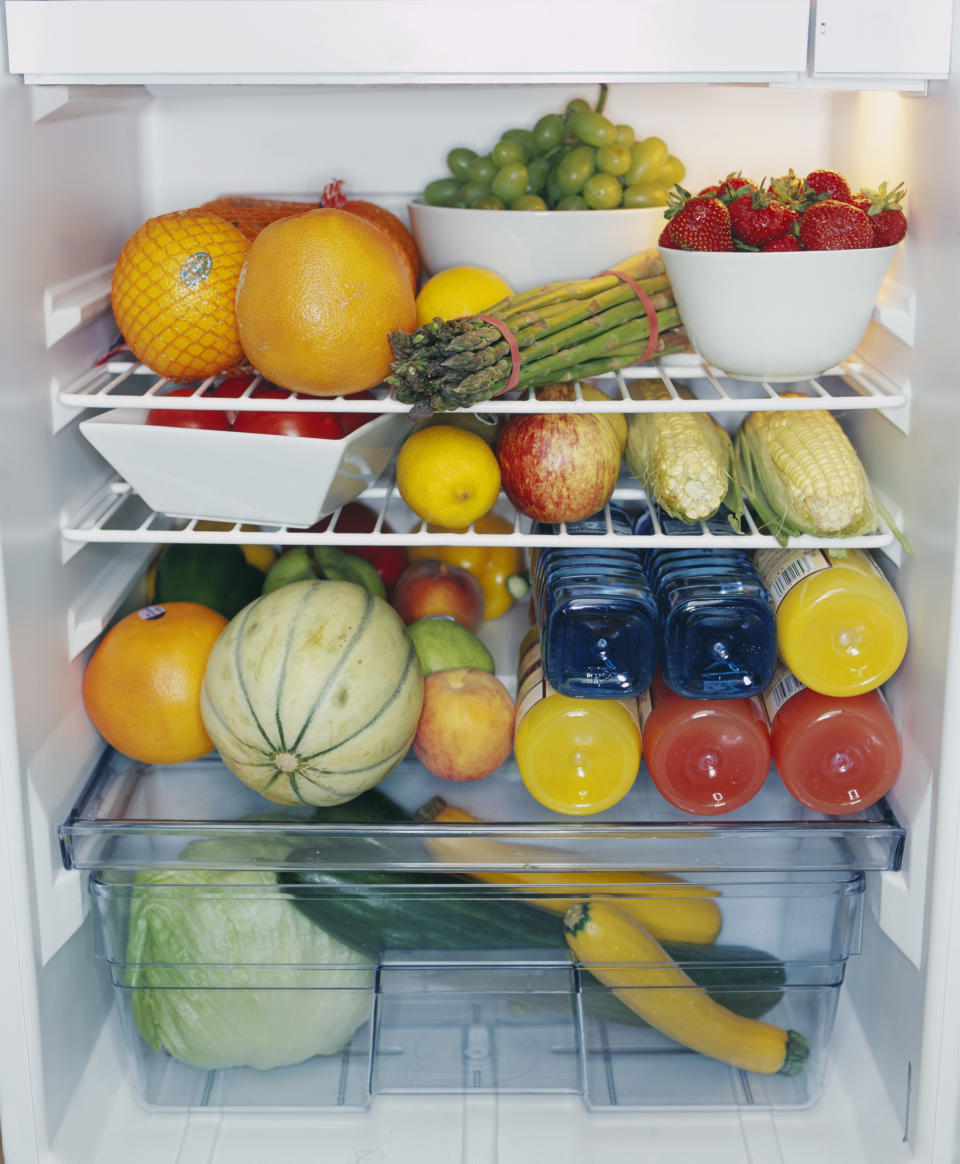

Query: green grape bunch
[[419, 88, 686, 212]]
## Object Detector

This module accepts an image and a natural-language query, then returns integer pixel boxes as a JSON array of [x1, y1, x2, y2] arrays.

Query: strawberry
[[697, 184, 721, 197], [768, 169, 808, 211], [657, 223, 675, 249], [665, 188, 734, 251], [728, 188, 798, 248], [716, 173, 758, 203], [849, 192, 872, 213], [805, 168, 853, 203], [798, 199, 874, 250], [861, 180, 908, 247], [761, 234, 802, 252]]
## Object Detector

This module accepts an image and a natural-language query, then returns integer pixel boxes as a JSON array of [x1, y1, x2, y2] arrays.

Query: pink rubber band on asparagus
[[476, 313, 523, 394], [596, 269, 660, 363]]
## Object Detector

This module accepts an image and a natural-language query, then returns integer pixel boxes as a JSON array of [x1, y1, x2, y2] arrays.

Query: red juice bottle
[[640, 673, 771, 815], [764, 663, 902, 815]]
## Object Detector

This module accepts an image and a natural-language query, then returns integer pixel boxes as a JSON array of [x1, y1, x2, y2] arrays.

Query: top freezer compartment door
[[5, 0, 812, 83], [813, 0, 953, 79]]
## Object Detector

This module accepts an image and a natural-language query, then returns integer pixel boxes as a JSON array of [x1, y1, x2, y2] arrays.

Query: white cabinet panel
[[813, 0, 953, 78], [6, 0, 810, 82]]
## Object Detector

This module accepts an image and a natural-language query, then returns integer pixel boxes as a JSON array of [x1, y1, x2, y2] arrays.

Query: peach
[[392, 559, 485, 632], [413, 668, 515, 782]]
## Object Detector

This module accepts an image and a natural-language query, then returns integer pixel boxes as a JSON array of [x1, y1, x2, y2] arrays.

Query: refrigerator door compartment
[[61, 751, 906, 874], [89, 869, 861, 1112]]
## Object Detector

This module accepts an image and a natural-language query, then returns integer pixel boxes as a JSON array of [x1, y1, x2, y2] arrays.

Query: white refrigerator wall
[[0, 24, 958, 1163]]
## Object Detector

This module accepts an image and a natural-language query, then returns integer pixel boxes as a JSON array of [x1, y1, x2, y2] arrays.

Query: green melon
[[200, 579, 423, 807]]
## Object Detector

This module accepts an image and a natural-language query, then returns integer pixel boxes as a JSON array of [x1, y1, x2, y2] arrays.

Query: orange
[[319, 180, 421, 292], [196, 196, 317, 240], [340, 200, 421, 291], [82, 602, 228, 765], [110, 210, 251, 382], [235, 207, 417, 397]]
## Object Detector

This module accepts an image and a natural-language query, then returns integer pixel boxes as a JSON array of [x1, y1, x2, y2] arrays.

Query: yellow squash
[[416, 798, 723, 945], [563, 902, 808, 1076]]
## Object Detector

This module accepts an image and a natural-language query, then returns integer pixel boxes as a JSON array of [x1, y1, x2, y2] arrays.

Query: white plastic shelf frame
[[60, 355, 907, 553]]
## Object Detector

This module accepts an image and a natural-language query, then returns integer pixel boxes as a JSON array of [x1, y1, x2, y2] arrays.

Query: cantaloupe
[[200, 580, 423, 806]]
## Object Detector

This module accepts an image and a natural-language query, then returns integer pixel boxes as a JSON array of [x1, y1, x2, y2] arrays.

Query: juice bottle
[[513, 626, 641, 815], [640, 673, 771, 816], [531, 505, 657, 699], [753, 548, 908, 697], [764, 662, 902, 815], [644, 532, 777, 700]]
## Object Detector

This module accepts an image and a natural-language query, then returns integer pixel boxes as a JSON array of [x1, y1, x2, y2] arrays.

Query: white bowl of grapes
[[408, 93, 684, 292]]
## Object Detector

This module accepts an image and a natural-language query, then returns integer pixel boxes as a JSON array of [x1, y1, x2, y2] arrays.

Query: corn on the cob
[[736, 403, 879, 543], [625, 383, 742, 526]]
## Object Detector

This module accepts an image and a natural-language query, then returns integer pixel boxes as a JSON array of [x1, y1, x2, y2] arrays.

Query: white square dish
[[79, 408, 411, 528]]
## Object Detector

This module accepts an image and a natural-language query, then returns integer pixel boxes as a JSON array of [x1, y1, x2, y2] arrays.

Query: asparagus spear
[[387, 249, 689, 414]]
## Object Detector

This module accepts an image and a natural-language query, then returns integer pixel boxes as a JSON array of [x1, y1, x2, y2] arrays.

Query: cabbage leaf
[[124, 840, 373, 1071]]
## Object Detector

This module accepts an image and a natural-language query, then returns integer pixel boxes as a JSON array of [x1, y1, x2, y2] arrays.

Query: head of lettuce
[[122, 840, 373, 1072]]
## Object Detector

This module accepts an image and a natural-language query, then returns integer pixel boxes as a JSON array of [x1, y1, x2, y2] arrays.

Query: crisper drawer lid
[[88, 867, 865, 973], [60, 751, 906, 875], [5, 1, 810, 83]]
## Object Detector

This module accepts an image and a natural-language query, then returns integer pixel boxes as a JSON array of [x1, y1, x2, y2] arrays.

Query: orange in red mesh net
[[197, 195, 319, 241], [110, 209, 251, 382]]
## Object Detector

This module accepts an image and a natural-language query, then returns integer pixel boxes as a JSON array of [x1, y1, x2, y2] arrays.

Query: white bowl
[[79, 410, 410, 528], [659, 245, 899, 381], [408, 202, 665, 291]]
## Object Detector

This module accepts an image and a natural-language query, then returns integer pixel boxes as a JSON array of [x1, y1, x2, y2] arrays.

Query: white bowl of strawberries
[[658, 169, 906, 381]]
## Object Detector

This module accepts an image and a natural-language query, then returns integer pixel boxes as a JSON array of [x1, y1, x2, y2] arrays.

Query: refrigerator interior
[[3, 8, 960, 1162]]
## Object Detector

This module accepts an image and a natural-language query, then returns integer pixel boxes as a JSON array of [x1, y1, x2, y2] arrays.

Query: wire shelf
[[61, 473, 899, 552], [59, 354, 908, 415]]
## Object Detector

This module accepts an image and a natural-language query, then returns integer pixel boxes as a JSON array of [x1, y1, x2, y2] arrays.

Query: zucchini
[[564, 901, 807, 1076], [279, 864, 786, 1027]]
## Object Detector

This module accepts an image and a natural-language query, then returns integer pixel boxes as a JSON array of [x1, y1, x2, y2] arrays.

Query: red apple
[[392, 560, 485, 631], [495, 412, 622, 524]]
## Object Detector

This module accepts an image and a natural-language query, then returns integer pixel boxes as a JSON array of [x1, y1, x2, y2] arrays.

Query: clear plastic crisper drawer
[[89, 869, 863, 1113], [61, 750, 905, 874]]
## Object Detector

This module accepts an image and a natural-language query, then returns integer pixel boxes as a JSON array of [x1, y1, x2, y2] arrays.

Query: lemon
[[396, 425, 502, 530], [415, 266, 514, 327], [239, 543, 278, 573], [193, 521, 278, 573]]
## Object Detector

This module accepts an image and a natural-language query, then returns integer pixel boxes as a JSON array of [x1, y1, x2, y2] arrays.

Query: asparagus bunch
[[387, 250, 690, 415]]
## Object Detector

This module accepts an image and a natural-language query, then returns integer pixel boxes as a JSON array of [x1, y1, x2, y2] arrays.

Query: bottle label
[[760, 660, 807, 722], [754, 549, 832, 608], [637, 686, 654, 730], [515, 628, 642, 737]]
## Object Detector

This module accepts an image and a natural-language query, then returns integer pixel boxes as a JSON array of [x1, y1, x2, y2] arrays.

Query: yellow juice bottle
[[754, 548, 908, 698], [513, 626, 642, 816]]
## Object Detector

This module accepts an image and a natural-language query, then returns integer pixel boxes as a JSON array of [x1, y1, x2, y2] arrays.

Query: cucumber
[[279, 864, 786, 1025], [309, 787, 415, 825]]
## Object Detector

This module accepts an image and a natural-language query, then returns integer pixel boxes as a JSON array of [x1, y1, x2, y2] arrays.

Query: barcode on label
[[761, 667, 807, 721], [756, 549, 832, 607]]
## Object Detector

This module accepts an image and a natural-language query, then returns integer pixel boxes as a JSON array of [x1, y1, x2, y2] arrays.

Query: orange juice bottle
[[513, 626, 641, 816], [753, 548, 908, 698]]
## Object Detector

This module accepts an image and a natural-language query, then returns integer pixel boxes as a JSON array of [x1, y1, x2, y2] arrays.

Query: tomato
[[288, 501, 409, 589], [338, 389, 382, 435], [208, 375, 259, 400], [231, 388, 345, 439], [145, 387, 232, 431]]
